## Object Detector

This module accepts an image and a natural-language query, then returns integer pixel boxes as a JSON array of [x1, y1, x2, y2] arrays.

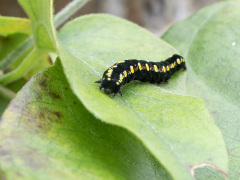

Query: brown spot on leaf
[[39, 78, 47, 88], [73, 101, 77, 105], [65, 87, 69, 91], [38, 112, 45, 119], [49, 92, 61, 100], [52, 111, 62, 118], [21, 106, 64, 133], [35, 92, 42, 100], [38, 107, 62, 123]]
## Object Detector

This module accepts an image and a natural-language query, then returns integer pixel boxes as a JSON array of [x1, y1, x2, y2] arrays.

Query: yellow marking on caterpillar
[[130, 66, 134, 73], [111, 65, 117, 68], [167, 66, 170, 71], [117, 61, 125, 64], [171, 63, 174, 68], [177, 58, 181, 64], [162, 66, 166, 73], [182, 58, 186, 62], [146, 64, 149, 71], [107, 78, 111, 81], [120, 74, 123, 81], [124, 71, 127, 77], [116, 82, 120, 85], [154, 65, 158, 72], [138, 63, 142, 70], [106, 69, 112, 76]]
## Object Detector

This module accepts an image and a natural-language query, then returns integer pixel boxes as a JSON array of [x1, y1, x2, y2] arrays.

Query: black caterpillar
[[95, 54, 186, 96]]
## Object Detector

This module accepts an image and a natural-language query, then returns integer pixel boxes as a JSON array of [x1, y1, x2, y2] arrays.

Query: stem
[[54, 0, 91, 28], [0, 85, 16, 100], [0, 37, 33, 70], [0, 48, 43, 85]]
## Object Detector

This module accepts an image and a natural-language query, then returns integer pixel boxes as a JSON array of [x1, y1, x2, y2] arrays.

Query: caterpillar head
[[95, 77, 122, 96], [171, 54, 187, 70]]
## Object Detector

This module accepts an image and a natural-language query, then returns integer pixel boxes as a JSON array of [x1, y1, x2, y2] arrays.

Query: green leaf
[[162, 0, 240, 179], [57, 14, 228, 179], [0, 60, 172, 180], [0, 16, 31, 36]]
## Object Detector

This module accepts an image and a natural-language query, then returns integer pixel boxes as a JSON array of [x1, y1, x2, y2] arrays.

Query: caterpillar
[[95, 54, 186, 96]]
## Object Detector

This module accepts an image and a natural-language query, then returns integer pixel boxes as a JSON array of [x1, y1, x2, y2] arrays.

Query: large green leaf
[[162, 0, 240, 179], [0, 60, 172, 180], [57, 14, 227, 179]]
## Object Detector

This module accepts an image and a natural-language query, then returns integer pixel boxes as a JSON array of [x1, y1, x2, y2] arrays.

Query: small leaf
[[162, 0, 240, 179], [0, 16, 31, 36], [57, 14, 228, 179], [0, 60, 172, 180]]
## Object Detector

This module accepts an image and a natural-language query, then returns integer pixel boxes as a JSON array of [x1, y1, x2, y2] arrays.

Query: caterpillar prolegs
[[95, 54, 186, 96]]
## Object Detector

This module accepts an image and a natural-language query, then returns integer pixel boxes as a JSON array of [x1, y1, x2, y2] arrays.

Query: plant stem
[[0, 85, 16, 100], [54, 0, 91, 28], [0, 48, 43, 85], [0, 37, 33, 70]]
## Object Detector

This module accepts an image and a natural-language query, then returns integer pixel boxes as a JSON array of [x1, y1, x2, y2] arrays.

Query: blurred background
[[0, 0, 219, 35]]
